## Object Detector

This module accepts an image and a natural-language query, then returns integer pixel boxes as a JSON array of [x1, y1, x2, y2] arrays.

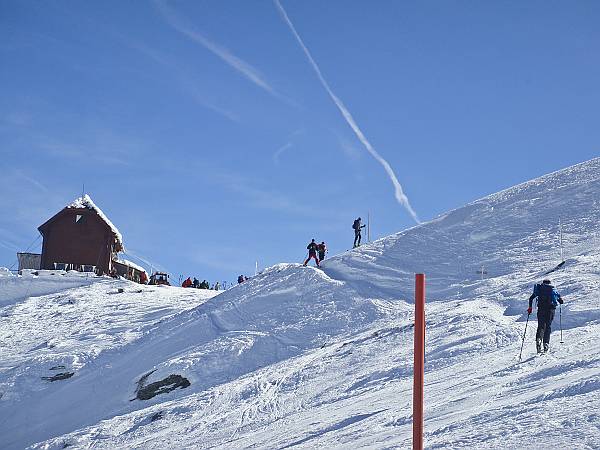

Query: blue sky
[[1, 1, 599, 284]]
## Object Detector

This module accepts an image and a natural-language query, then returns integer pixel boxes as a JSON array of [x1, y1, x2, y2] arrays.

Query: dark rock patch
[[50, 365, 66, 371], [150, 411, 163, 422], [130, 370, 156, 402], [42, 372, 74, 382], [136, 374, 190, 400], [136, 370, 156, 390]]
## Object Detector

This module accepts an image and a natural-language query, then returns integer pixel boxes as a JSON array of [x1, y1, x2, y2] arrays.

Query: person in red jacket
[[182, 277, 192, 288], [304, 239, 320, 267]]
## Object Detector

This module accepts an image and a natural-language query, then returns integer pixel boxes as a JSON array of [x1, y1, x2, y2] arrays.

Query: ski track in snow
[[1, 157, 600, 449]]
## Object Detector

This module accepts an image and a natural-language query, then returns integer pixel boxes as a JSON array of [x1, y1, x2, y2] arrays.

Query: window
[[75, 214, 83, 223]]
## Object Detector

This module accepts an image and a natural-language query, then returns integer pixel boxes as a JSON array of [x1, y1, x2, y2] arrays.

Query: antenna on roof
[[82, 183, 85, 199]]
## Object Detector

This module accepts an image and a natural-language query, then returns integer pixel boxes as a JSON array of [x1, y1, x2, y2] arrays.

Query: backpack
[[536, 283, 555, 309], [352, 219, 360, 230]]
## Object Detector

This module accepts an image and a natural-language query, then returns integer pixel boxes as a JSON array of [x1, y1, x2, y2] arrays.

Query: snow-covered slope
[[326, 157, 600, 301], [2, 158, 600, 449], [0, 270, 95, 306]]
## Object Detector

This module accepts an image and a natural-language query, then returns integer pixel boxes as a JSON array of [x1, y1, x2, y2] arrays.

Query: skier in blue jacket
[[527, 279, 564, 353]]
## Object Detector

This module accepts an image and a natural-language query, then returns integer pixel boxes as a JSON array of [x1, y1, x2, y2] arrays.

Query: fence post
[[413, 273, 425, 450]]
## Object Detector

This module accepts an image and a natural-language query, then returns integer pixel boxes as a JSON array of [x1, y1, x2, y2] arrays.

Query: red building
[[38, 195, 125, 275]]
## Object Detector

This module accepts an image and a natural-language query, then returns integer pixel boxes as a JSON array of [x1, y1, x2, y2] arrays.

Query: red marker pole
[[413, 273, 425, 450]]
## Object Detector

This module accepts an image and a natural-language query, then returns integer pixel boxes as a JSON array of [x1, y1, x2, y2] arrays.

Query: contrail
[[273, 142, 292, 164], [273, 0, 420, 223], [155, 0, 280, 99]]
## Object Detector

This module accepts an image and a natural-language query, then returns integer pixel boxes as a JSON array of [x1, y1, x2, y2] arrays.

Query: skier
[[317, 241, 327, 262], [182, 277, 192, 288], [527, 279, 564, 353], [352, 217, 366, 248], [238, 275, 245, 284], [304, 239, 321, 267], [193, 277, 200, 289]]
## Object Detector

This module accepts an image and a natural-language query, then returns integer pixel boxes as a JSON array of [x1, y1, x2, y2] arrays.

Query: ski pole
[[518, 313, 530, 361], [560, 304, 564, 343]]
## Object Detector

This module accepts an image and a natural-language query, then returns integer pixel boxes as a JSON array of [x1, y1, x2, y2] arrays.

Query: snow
[[114, 258, 147, 274], [2, 157, 600, 449], [67, 194, 123, 248], [0, 271, 96, 306]]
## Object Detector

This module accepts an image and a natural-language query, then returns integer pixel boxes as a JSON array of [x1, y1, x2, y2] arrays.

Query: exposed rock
[[41, 372, 74, 382], [136, 374, 190, 400]]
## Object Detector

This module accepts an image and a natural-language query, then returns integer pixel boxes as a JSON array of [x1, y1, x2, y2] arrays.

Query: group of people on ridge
[[303, 216, 366, 268], [182, 277, 218, 290], [304, 216, 368, 267], [303, 239, 327, 267]]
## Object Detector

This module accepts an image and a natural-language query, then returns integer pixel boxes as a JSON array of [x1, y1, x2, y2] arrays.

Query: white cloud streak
[[273, 142, 292, 164], [155, 1, 281, 99], [273, 0, 420, 223], [130, 41, 240, 123]]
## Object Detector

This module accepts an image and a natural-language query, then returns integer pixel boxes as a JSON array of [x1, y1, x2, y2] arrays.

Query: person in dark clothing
[[528, 279, 564, 353], [317, 241, 327, 262], [193, 278, 200, 289], [353, 217, 366, 248], [304, 239, 320, 267], [238, 275, 245, 284]]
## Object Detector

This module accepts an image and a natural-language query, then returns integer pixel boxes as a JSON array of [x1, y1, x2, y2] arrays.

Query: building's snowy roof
[[114, 258, 147, 274], [67, 195, 123, 248]]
